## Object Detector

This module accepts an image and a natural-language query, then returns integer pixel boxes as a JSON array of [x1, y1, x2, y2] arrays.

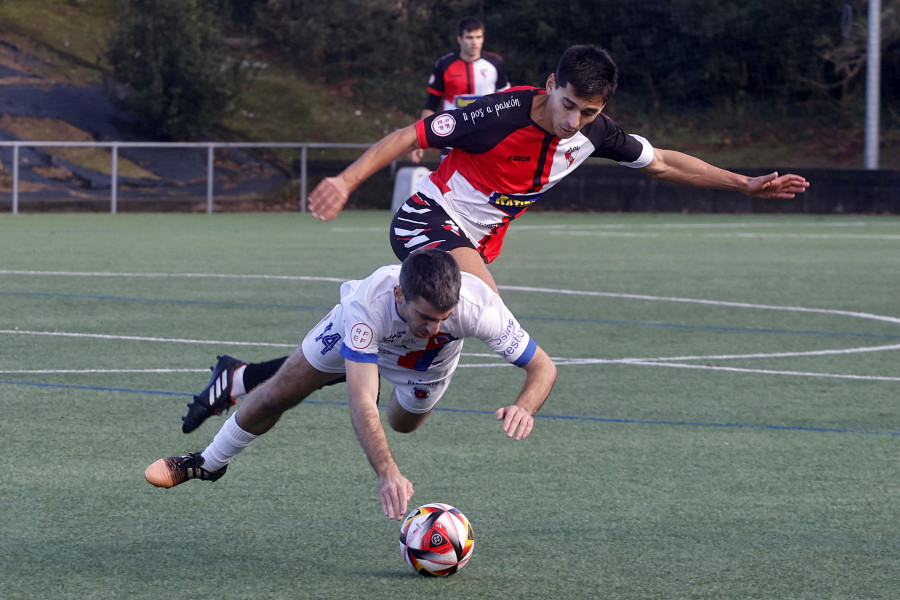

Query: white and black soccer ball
[[399, 502, 474, 577]]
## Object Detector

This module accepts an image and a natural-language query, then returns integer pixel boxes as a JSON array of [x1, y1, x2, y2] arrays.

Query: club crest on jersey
[[350, 323, 374, 349], [488, 192, 536, 218], [427, 333, 454, 348], [431, 114, 456, 137], [565, 145, 581, 169]]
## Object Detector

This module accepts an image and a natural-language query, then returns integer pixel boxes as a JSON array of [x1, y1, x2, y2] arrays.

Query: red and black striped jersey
[[413, 86, 654, 262], [425, 51, 510, 113]]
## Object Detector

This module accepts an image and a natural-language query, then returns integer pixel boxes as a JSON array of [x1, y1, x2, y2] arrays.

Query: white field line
[[595, 362, 900, 383], [542, 231, 900, 240], [704, 232, 900, 240], [262, 220, 900, 235], [494, 220, 900, 231], [497, 285, 900, 327], [4, 269, 898, 327], [611, 342, 900, 363], [0, 270, 345, 283], [463, 347, 900, 382], [2, 330, 898, 383], [0, 369, 208, 374], [0, 329, 295, 348], [332, 227, 900, 240], [2, 270, 898, 383]]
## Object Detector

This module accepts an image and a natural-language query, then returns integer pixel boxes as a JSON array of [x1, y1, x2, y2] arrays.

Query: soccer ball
[[399, 502, 474, 577]]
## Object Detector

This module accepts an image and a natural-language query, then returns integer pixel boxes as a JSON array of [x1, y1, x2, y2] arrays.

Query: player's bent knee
[[387, 399, 430, 433], [389, 414, 429, 433]]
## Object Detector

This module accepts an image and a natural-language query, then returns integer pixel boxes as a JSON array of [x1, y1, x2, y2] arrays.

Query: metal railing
[[0, 141, 373, 214]]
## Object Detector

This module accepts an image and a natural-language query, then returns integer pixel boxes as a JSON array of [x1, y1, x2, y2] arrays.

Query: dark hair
[[457, 16, 484, 37], [399, 249, 461, 311], [555, 45, 618, 102]]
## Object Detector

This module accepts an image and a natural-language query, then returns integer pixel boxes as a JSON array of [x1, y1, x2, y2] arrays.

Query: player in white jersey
[[145, 249, 557, 520]]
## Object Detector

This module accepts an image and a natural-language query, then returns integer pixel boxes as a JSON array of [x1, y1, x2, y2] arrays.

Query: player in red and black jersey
[[310, 44, 809, 293], [423, 17, 510, 115], [411, 17, 510, 163]]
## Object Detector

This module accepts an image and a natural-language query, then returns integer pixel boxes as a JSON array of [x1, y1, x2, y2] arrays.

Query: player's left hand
[[495, 405, 535, 440], [746, 172, 810, 199], [378, 470, 415, 520], [308, 176, 350, 221]]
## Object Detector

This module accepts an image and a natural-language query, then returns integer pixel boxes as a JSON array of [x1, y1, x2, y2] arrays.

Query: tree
[[810, 0, 900, 121], [104, 0, 253, 139]]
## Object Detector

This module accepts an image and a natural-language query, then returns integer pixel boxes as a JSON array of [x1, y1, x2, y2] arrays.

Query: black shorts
[[389, 193, 477, 261]]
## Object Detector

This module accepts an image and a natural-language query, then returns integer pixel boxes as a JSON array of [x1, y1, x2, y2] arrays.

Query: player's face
[[544, 74, 606, 139], [395, 289, 455, 339], [457, 29, 484, 61]]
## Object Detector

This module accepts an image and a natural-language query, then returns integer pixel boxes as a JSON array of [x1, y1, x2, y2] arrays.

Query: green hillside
[[0, 0, 897, 170], [0, 0, 413, 145]]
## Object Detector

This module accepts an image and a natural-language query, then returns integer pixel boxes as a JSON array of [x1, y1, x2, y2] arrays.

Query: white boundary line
[[4, 269, 898, 326], [0, 329, 295, 347], [497, 285, 900, 327], [1, 270, 898, 384], [610, 343, 900, 363], [603, 362, 900, 382], [0, 270, 346, 283], [0, 368, 208, 374], [331, 220, 900, 234], [2, 329, 898, 383]]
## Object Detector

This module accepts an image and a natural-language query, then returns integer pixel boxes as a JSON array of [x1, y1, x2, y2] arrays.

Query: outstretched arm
[[309, 124, 421, 221], [495, 345, 557, 440], [346, 359, 414, 520], [639, 148, 809, 199]]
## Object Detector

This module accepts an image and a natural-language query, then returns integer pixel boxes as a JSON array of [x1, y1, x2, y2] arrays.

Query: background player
[[148, 249, 557, 520], [410, 16, 510, 163]]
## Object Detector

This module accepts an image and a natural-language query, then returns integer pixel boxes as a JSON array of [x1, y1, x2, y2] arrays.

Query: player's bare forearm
[[517, 346, 557, 415], [346, 361, 413, 519], [495, 346, 557, 440], [309, 124, 420, 221], [640, 149, 809, 199], [347, 362, 398, 477], [339, 125, 419, 191], [640, 149, 749, 191]]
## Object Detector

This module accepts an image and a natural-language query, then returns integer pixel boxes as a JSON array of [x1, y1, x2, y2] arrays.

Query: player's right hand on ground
[[378, 470, 414, 520], [495, 405, 535, 440], [308, 176, 350, 221]]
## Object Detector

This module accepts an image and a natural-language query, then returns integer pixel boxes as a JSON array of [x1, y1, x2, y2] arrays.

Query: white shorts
[[301, 303, 458, 413]]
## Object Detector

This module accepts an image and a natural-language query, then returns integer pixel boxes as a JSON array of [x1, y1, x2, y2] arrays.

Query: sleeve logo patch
[[350, 323, 374, 349], [431, 114, 456, 137]]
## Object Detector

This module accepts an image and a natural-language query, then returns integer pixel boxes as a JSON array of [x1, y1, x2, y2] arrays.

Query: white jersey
[[301, 265, 536, 413]]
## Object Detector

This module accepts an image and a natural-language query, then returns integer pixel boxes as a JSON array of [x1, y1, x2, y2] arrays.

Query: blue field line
[[2, 379, 897, 437], [3, 290, 898, 340]]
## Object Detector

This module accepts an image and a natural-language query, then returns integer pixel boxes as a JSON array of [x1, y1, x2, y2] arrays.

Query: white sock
[[201, 413, 257, 471], [231, 364, 247, 397]]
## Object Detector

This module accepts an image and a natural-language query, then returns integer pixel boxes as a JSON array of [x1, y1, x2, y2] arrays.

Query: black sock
[[243, 357, 288, 392]]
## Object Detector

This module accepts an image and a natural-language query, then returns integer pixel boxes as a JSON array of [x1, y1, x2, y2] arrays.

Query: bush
[[104, 0, 253, 139]]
